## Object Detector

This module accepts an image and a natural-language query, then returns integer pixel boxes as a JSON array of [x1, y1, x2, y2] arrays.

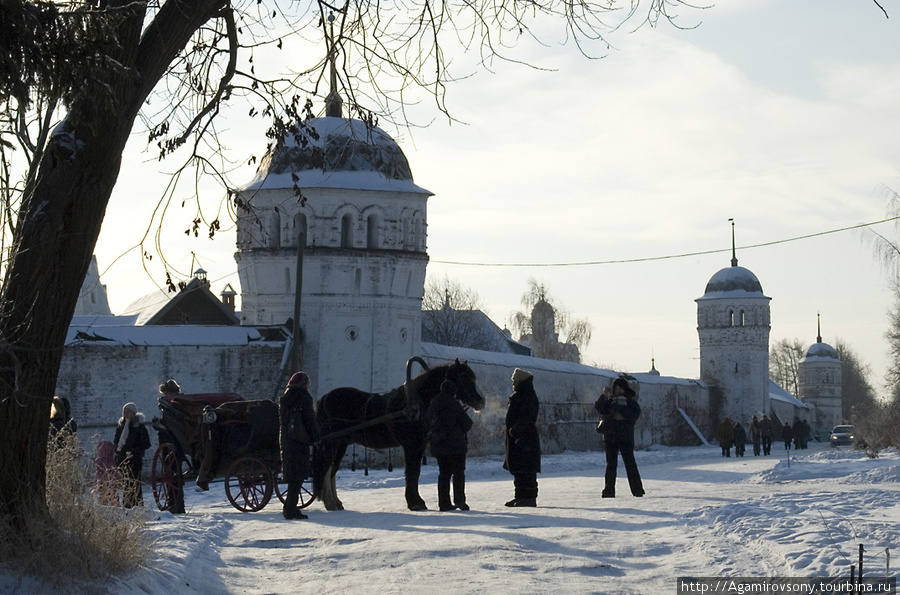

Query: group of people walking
[[719, 414, 812, 457]]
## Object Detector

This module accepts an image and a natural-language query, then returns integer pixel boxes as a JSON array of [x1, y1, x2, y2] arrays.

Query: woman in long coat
[[113, 402, 151, 508], [503, 368, 541, 507]]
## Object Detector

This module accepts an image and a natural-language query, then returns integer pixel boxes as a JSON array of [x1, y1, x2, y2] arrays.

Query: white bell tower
[[696, 222, 771, 424], [233, 36, 432, 396]]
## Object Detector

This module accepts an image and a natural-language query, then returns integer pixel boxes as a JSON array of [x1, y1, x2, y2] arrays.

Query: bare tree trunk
[[0, 0, 227, 524]]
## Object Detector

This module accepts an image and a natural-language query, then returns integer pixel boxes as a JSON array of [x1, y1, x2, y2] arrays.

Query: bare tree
[[832, 339, 879, 423], [0, 0, 694, 534], [510, 278, 591, 362], [769, 338, 806, 397], [422, 275, 494, 350]]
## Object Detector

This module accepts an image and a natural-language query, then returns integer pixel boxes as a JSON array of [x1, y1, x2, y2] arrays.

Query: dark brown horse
[[312, 358, 485, 511]]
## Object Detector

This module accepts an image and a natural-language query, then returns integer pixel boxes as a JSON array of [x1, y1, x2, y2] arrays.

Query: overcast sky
[[94, 0, 900, 395]]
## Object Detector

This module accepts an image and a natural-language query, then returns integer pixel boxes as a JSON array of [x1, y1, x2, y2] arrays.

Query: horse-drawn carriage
[[150, 392, 313, 513], [149, 357, 485, 513]]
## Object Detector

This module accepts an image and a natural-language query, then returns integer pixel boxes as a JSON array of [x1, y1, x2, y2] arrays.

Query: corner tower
[[234, 106, 432, 396], [696, 226, 771, 424], [798, 315, 842, 435]]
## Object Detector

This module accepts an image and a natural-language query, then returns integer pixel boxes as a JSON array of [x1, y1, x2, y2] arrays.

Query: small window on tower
[[367, 214, 379, 249], [341, 213, 353, 248]]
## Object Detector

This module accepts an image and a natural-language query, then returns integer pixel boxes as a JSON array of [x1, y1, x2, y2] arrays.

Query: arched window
[[341, 213, 354, 248], [367, 214, 379, 249], [728, 310, 735, 327], [739, 310, 745, 327]]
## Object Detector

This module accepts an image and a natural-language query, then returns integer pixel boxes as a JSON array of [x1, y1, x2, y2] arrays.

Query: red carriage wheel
[[151, 443, 183, 512], [225, 456, 273, 512]]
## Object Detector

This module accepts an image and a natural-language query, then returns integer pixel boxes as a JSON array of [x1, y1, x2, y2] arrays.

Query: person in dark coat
[[595, 377, 644, 498], [280, 371, 320, 520], [113, 402, 151, 508], [425, 380, 474, 511], [717, 417, 734, 457], [781, 422, 793, 451], [732, 421, 747, 457], [749, 416, 762, 456], [760, 415, 774, 455], [503, 368, 541, 507], [49, 395, 77, 446], [792, 418, 803, 450]]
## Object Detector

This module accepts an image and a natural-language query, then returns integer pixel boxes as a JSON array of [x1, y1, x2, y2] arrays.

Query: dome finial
[[729, 218, 738, 267], [324, 12, 343, 118], [817, 312, 822, 344]]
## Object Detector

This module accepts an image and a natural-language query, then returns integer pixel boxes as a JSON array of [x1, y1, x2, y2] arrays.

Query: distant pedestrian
[[425, 380, 473, 511], [792, 418, 803, 450], [280, 371, 320, 520], [595, 377, 644, 498], [503, 368, 541, 507], [733, 421, 747, 457], [760, 415, 774, 456], [717, 417, 734, 457], [781, 422, 793, 452], [749, 416, 762, 456], [113, 402, 151, 508]]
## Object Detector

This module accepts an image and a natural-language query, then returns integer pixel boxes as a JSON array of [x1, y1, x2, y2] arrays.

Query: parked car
[[829, 425, 855, 447]]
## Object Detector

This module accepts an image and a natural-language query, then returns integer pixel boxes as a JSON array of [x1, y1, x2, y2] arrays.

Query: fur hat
[[612, 377, 636, 397], [511, 368, 533, 384], [159, 379, 181, 394], [123, 402, 138, 414], [288, 371, 310, 388]]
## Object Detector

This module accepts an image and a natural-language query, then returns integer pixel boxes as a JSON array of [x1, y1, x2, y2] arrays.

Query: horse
[[312, 358, 485, 511]]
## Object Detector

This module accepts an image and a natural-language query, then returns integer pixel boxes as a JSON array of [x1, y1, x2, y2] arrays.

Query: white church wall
[[420, 343, 710, 455]]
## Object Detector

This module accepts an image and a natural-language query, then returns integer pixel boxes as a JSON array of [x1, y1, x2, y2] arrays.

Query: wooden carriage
[[150, 393, 313, 513]]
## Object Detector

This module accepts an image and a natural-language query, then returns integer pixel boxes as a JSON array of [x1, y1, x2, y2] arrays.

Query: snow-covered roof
[[802, 340, 840, 362], [65, 325, 287, 346], [697, 264, 769, 301], [121, 278, 240, 326], [240, 117, 431, 195], [122, 288, 171, 324], [768, 379, 813, 409]]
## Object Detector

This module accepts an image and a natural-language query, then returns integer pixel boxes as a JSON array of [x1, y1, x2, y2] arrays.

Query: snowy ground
[[3, 443, 899, 594]]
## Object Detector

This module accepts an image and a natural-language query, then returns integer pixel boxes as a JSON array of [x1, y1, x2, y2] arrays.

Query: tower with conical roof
[[696, 222, 771, 424], [798, 314, 842, 435], [233, 34, 431, 396]]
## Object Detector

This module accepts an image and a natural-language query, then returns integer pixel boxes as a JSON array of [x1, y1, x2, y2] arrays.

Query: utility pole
[[291, 231, 305, 374]]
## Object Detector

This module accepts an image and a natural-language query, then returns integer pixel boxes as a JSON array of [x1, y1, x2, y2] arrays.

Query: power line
[[431, 217, 900, 268]]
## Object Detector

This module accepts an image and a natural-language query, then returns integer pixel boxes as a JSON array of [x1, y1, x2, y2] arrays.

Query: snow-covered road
[[5, 443, 898, 594]]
